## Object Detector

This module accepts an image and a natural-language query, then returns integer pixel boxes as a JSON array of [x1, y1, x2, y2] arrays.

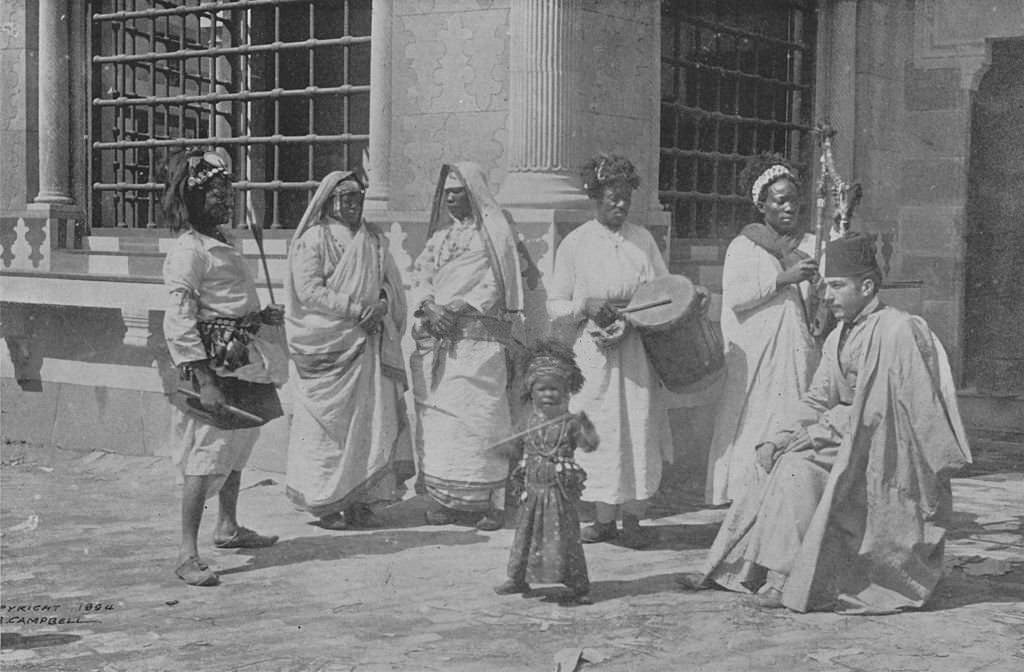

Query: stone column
[[121, 308, 152, 349], [34, 0, 74, 205], [363, 0, 392, 213], [497, 0, 589, 209]]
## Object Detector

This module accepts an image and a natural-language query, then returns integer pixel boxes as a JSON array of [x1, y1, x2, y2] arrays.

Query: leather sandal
[[580, 521, 618, 543], [676, 572, 712, 591], [317, 512, 349, 531], [175, 557, 219, 587], [494, 579, 531, 595], [753, 587, 785, 609], [425, 506, 457, 526], [213, 526, 279, 549], [348, 504, 383, 529], [475, 510, 505, 531]]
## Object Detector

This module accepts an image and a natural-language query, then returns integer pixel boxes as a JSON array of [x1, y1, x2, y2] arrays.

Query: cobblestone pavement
[[1, 442, 1022, 672]]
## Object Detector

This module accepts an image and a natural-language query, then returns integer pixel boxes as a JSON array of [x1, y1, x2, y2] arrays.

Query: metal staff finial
[[815, 122, 864, 237]]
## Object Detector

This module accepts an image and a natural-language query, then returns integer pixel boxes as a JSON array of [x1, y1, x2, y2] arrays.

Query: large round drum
[[624, 275, 724, 392]]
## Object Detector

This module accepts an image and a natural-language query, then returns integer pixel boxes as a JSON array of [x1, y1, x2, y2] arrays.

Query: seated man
[[682, 233, 971, 614]]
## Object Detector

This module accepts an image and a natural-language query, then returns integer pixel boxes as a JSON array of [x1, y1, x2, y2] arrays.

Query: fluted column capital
[[497, 0, 589, 210]]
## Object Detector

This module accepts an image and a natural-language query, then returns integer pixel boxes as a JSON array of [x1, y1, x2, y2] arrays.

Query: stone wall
[[389, 0, 511, 213], [579, 0, 661, 224], [0, 0, 35, 213], [896, 1, 1021, 377]]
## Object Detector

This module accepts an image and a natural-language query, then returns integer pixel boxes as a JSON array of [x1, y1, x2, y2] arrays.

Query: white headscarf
[[427, 162, 524, 313]]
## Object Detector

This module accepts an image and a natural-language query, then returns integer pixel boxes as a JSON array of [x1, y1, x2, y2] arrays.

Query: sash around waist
[[413, 314, 512, 346]]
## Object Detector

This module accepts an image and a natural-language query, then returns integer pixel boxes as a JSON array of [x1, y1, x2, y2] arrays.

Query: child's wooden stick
[[618, 297, 671, 314], [486, 412, 574, 452]]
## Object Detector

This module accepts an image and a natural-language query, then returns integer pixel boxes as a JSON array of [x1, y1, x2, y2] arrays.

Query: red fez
[[823, 233, 880, 277]]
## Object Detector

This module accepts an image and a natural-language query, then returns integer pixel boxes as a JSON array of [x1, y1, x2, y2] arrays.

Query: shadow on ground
[[926, 562, 1024, 611], [219, 528, 488, 575], [0, 633, 82, 650], [587, 572, 695, 604]]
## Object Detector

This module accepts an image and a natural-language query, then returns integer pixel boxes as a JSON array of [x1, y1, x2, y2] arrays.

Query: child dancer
[[494, 340, 599, 605]]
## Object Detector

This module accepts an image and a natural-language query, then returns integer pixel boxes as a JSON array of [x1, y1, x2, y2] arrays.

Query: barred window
[[89, 0, 371, 230], [660, 0, 816, 240]]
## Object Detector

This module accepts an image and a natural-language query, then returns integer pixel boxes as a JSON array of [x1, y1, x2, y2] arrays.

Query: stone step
[[50, 249, 288, 282], [84, 234, 291, 257]]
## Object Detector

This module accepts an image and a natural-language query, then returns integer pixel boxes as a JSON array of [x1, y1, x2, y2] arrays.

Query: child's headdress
[[525, 339, 585, 395]]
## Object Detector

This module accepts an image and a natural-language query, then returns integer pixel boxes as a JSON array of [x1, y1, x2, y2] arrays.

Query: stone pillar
[[121, 308, 152, 349], [34, 0, 74, 205], [497, 0, 589, 210], [363, 0, 393, 213]]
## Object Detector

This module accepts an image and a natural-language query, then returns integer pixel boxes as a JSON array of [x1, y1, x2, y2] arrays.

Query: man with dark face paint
[[161, 149, 287, 587], [685, 233, 972, 615]]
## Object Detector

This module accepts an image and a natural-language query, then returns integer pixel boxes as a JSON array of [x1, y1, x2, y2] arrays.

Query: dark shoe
[[494, 579, 531, 595], [425, 505, 457, 526], [317, 512, 349, 531], [676, 572, 712, 591], [213, 526, 279, 549], [561, 591, 593, 606], [348, 504, 383, 529], [617, 514, 654, 549], [175, 557, 219, 587], [475, 510, 505, 531], [580, 521, 618, 543], [754, 587, 785, 609]]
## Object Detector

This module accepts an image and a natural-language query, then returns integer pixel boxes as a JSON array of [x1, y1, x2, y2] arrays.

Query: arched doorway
[[965, 38, 1024, 395]]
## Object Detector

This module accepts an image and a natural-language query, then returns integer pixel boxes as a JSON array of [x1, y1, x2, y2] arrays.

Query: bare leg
[[582, 502, 619, 543], [179, 475, 210, 564], [214, 470, 241, 540]]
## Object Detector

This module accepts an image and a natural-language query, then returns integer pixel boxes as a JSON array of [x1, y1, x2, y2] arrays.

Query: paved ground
[[1, 440, 1023, 672]]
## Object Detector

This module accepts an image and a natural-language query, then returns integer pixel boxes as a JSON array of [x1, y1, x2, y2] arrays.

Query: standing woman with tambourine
[[547, 153, 672, 549], [704, 154, 821, 506], [161, 149, 289, 586]]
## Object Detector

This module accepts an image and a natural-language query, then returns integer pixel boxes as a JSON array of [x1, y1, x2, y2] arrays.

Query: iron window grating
[[89, 0, 371, 231], [660, 0, 816, 240]]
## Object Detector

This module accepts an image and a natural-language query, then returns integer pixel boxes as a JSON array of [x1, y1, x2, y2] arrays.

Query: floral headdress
[[750, 164, 796, 205], [524, 339, 585, 395], [580, 153, 641, 199], [185, 150, 232, 191]]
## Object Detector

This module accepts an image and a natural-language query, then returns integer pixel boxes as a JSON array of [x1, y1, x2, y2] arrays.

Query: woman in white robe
[[705, 156, 821, 505], [284, 171, 414, 530], [547, 154, 672, 549], [409, 162, 525, 531]]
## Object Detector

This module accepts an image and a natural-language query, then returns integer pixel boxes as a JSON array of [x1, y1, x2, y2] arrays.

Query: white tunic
[[705, 233, 820, 504], [547, 219, 672, 505]]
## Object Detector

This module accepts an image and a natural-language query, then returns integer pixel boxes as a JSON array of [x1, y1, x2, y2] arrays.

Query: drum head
[[626, 275, 697, 329]]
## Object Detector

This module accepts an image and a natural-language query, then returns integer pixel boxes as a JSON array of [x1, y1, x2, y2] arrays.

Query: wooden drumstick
[[619, 298, 672, 314], [177, 387, 264, 424]]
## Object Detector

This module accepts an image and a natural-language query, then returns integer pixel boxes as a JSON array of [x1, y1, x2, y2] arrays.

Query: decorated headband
[[525, 344, 585, 395], [186, 151, 231, 191], [750, 164, 795, 204]]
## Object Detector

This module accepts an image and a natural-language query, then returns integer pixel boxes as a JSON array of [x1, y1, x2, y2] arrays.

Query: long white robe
[[547, 219, 672, 505], [705, 232, 819, 505], [409, 221, 514, 511], [284, 220, 413, 516]]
